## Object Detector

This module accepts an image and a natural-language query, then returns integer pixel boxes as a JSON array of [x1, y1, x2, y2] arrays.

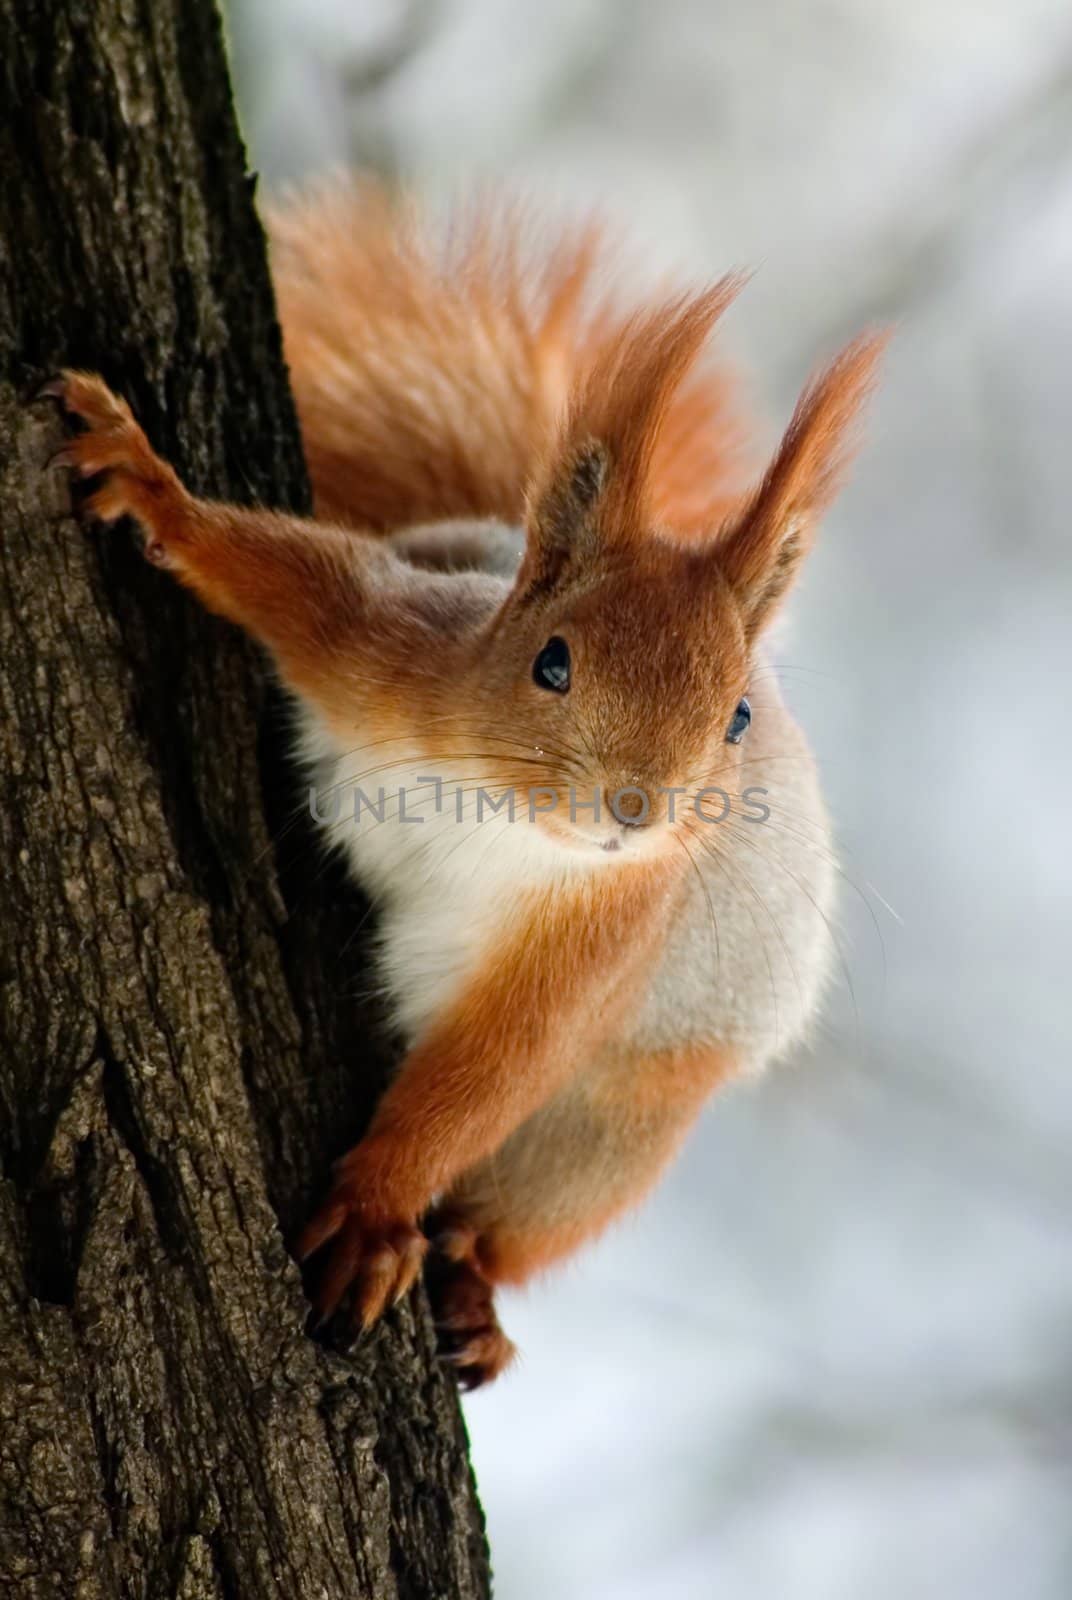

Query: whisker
[[684, 828, 783, 1044], [673, 831, 720, 983], [712, 816, 861, 1048]]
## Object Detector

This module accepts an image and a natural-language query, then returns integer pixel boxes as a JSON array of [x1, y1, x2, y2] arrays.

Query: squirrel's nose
[[604, 786, 652, 827]]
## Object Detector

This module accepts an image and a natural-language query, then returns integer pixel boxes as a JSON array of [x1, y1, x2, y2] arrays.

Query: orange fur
[[423, 1040, 735, 1389], [297, 862, 677, 1324], [530, 278, 747, 549], [719, 333, 888, 632], [269, 178, 749, 539], [45, 201, 884, 1384], [443, 1042, 737, 1287]]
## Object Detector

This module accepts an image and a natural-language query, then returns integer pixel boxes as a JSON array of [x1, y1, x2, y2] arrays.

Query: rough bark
[[0, 3, 491, 1596]]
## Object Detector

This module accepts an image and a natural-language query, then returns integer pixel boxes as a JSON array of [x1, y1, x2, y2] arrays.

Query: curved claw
[[299, 1195, 428, 1331], [296, 1198, 349, 1263], [314, 1213, 366, 1323], [425, 1237, 517, 1389], [385, 1227, 428, 1308], [439, 1326, 518, 1391]]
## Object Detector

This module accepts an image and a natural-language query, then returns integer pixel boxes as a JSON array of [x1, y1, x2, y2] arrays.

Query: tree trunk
[[0, 3, 491, 1596]]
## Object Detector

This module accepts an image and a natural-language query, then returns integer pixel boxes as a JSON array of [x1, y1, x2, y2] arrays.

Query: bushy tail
[[267, 178, 747, 537]]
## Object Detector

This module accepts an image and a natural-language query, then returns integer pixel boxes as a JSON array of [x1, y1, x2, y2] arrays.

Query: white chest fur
[[298, 710, 573, 1044]]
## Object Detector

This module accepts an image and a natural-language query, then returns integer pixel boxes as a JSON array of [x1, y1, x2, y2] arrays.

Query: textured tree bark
[[0, 3, 490, 1597]]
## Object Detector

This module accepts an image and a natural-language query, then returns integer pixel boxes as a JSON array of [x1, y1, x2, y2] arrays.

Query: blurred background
[[221, 3, 1072, 1595]]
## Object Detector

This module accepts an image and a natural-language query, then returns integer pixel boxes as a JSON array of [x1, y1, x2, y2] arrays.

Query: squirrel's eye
[[533, 636, 571, 694], [725, 697, 751, 744]]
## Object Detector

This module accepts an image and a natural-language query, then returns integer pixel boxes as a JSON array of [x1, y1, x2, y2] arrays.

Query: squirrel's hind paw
[[427, 1248, 517, 1390]]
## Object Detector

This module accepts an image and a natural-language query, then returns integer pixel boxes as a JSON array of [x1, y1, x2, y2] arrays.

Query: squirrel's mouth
[[585, 822, 663, 859], [530, 805, 672, 862]]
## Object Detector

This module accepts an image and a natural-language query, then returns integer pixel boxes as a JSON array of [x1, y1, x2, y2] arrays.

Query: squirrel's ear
[[528, 439, 609, 555], [716, 332, 887, 638], [516, 439, 609, 595], [520, 278, 743, 591]]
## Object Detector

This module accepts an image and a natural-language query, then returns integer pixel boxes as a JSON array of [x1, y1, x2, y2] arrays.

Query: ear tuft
[[569, 442, 608, 509], [521, 275, 744, 583], [527, 440, 610, 569], [717, 330, 888, 635], [567, 276, 746, 546]]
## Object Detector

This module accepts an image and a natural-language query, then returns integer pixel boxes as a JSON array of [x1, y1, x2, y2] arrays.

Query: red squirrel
[[44, 179, 883, 1388]]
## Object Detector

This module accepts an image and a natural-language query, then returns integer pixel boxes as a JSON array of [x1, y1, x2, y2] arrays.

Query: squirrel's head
[[458, 290, 884, 862]]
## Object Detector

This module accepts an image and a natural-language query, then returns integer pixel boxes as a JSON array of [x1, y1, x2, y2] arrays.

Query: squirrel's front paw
[[298, 1183, 428, 1330], [38, 371, 181, 559]]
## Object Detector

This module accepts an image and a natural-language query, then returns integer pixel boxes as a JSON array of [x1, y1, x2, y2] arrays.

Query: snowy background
[[221, 3, 1072, 1596]]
